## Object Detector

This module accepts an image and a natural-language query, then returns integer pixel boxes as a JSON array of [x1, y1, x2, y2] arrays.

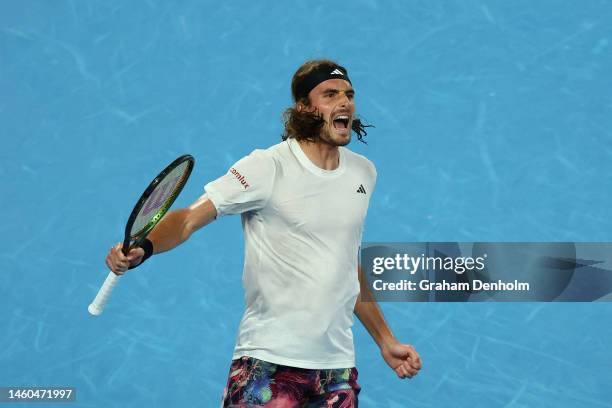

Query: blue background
[[1, 1, 611, 407]]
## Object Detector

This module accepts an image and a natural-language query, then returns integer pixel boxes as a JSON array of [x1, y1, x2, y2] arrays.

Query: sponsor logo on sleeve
[[230, 167, 250, 189]]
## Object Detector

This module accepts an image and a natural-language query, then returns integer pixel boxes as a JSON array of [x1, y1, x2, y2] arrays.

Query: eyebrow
[[321, 88, 355, 95]]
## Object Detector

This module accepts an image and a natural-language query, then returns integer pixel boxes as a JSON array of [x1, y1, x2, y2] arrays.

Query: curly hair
[[281, 59, 373, 143]]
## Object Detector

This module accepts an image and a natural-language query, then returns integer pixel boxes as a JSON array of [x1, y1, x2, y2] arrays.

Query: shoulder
[[239, 141, 286, 167], [243, 140, 298, 177], [247, 140, 289, 163], [341, 147, 377, 180], [229, 144, 282, 186]]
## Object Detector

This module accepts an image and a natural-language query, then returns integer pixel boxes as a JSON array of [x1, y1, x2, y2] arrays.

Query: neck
[[297, 138, 340, 170]]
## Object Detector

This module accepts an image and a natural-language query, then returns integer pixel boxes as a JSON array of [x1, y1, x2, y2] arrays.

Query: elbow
[[181, 200, 217, 241]]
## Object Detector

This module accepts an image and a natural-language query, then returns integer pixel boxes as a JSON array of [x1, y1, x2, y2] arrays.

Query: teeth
[[335, 115, 349, 120]]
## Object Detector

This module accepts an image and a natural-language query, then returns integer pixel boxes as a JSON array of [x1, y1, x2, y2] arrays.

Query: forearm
[[144, 197, 217, 255], [354, 294, 395, 349], [354, 267, 396, 348], [146, 209, 194, 253], [355, 267, 423, 377]]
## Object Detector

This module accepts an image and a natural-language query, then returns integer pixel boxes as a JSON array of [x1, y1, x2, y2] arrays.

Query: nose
[[338, 91, 351, 105]]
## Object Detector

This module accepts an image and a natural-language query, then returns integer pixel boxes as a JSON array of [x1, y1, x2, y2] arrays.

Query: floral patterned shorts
[[221, 356, 360, 407]]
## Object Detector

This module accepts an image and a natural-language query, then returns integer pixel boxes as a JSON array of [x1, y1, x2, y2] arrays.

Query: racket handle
[[88, 271, 120, 316]]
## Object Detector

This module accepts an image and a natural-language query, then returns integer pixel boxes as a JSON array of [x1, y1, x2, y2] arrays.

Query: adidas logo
[[356, 184, 366, 194], [330, 68, 344, 76]]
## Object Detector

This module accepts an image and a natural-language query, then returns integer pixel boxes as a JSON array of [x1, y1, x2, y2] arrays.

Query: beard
[[319, 121, 352, 147]]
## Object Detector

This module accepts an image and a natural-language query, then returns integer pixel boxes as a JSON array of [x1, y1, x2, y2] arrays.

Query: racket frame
[[121, 154, 195, 254]]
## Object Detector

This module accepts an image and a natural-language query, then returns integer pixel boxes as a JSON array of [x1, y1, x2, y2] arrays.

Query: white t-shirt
[[204, 137, 376, 369]]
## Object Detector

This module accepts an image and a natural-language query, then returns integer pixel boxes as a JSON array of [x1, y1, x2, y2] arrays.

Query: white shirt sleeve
[[204, 150, 276, 217]]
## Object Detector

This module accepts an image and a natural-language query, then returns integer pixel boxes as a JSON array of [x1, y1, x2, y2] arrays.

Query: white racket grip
[[88, 271, 120, 316]]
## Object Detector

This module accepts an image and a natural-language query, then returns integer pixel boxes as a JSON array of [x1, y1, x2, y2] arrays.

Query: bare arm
[[147, 197, 217, 253], [105, 197, 217, 273], [354, 267, 395, 348], [355, 266, 423, 379]]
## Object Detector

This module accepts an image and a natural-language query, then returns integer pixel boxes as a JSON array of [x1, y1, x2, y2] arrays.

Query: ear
[[297, 99, 317, 114]]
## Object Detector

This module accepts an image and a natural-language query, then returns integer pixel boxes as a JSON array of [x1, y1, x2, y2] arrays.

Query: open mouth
[[332, 115, 350, 131]]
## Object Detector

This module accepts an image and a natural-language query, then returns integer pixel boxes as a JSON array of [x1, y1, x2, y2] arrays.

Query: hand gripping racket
[[88, 155, 195, 316]]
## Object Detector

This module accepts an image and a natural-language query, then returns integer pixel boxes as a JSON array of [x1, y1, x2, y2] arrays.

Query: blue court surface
[[1, 1, 611, 407]]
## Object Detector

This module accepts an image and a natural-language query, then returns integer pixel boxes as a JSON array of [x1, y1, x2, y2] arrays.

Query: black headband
[[294, 64, 352, 101]]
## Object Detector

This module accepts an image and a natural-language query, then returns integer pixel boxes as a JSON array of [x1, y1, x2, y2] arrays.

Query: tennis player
[[106, 59, 422, 407]]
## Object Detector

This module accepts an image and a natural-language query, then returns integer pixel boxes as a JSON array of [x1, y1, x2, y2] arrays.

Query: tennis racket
[[88, 154, 195, 316]]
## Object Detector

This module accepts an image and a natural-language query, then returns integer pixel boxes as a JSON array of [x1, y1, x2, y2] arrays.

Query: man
[[106, 60, 422, 407]]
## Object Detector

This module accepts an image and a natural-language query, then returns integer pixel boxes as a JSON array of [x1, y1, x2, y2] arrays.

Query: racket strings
[[129, 161, 191, 240]]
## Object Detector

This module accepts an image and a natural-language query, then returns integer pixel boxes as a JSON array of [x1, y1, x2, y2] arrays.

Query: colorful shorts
[[221, 356, 360, 407]]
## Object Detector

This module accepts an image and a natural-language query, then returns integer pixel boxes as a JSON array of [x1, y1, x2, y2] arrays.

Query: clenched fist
[[105, 243, 145, 275]]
